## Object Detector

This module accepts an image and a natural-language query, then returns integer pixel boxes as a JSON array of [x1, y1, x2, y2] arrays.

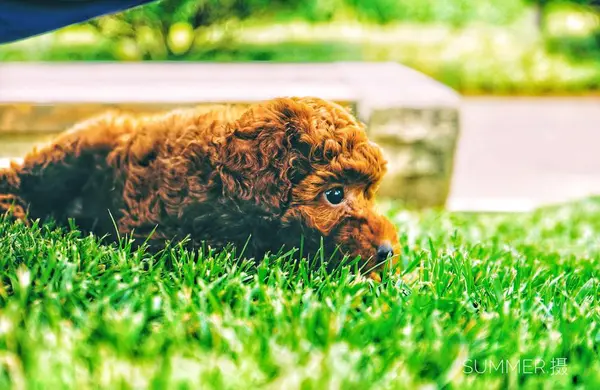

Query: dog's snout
[[376, 242, 394, 261]]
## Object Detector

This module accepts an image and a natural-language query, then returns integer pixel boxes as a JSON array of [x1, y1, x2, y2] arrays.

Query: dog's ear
[[215, 98, 314, 217]]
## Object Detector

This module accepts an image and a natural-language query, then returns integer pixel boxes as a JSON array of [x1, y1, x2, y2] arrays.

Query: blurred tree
[[118, 0, 287, 30], [108, 0, 292, 57], [527, 0, 599, 32]]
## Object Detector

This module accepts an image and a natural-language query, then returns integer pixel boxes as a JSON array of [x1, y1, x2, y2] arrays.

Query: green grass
[[0, 197, 599, 389]]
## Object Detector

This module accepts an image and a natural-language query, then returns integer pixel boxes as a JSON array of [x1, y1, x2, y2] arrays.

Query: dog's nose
[[376, 242, 394, 261]]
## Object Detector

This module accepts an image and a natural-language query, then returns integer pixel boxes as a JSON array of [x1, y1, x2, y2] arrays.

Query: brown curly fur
[[0, 97, 399, 271]]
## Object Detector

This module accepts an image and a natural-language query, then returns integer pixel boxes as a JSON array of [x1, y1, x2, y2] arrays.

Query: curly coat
[[0, 97, 399, 270]]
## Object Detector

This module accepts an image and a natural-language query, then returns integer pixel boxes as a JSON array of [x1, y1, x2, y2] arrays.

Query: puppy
[[0, 97, 400, 272]]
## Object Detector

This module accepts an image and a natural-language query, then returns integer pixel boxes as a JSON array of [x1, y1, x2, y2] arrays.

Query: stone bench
[[0, 62, 461, 208]]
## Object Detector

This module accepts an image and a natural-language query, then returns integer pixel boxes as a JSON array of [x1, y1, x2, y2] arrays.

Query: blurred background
[[0, 0, 599, 212]]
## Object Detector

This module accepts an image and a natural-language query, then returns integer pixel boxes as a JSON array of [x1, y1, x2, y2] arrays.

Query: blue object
[[0, 0, 156, 44]]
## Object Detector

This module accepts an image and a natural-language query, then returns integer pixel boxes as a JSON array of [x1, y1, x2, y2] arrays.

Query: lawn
[[0, 197, 598, 389]]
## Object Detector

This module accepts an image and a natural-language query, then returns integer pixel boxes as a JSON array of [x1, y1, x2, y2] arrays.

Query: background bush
[[0, 0, 598, 95], [125, 0, 529, 26]]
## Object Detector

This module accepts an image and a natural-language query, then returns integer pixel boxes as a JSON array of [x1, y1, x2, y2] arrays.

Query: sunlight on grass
[[0, 197, 599, 388]]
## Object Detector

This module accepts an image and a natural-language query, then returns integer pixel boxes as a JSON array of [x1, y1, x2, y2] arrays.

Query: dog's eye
[[324, 187, 344, 205]]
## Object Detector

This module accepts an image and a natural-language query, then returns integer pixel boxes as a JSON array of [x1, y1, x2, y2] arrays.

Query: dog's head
[[217, 97, 399, 271]]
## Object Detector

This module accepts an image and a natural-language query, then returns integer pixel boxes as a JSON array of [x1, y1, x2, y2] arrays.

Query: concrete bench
[[0, 62, 461, 208]]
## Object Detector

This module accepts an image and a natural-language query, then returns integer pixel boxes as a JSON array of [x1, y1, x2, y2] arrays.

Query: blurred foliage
[[120, 0, 528, 26], [525, 0, 599, 5], [118, 0, 272, 27], [0, 0, 598, 95], [344, 0, 525, 25]]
